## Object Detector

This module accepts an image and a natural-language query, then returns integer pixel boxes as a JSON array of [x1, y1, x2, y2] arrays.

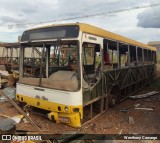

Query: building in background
[[148, 41, 160, 54]]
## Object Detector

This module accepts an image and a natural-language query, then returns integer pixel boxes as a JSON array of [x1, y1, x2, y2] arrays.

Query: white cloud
[[0, 0, 160, 43], [137, 6, 160, 28]]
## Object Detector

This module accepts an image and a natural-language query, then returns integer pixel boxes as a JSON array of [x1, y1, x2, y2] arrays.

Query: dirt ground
[[0, 78, 160, 143]]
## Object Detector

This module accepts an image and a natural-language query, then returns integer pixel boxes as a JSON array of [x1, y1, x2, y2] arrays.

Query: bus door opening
[[83, 43, 101, 86]]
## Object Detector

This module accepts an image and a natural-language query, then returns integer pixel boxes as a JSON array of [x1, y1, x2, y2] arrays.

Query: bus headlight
[[64, 106, 68, 112], [73, 108, 79, 112]]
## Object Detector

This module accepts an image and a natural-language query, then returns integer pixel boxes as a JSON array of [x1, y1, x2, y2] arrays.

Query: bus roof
[[28, 23, 157, 51]]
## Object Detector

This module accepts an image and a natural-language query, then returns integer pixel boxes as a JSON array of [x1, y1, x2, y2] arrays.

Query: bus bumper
[[48, 112, 81, 128]]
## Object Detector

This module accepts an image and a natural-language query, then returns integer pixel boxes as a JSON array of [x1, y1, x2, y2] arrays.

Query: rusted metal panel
[[103, 64, 156, 100]]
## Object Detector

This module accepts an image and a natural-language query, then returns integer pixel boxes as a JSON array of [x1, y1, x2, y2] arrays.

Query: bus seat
[[48, 70, 79, 91], [19, 71, 79, 91]]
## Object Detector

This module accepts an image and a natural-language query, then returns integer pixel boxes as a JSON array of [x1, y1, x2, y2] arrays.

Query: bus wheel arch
[[108, 84, 120, 107]]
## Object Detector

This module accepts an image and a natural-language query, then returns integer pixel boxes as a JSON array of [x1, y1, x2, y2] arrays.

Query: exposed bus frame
[[16, 23, 157, 127], [0, 42, 20, 72]]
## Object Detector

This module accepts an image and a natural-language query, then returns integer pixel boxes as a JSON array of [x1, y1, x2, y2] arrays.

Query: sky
[[0, 0, 160, 44]]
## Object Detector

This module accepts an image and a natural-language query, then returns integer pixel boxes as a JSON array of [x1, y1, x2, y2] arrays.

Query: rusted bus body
[[0, 43, 18, 63], [16, 23, 157, 127], [83, 39, 156, 121], [0, 43, 46, 76], [0, 43, 20, 72]]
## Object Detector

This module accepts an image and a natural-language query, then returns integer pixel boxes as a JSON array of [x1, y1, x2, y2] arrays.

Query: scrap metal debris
[[135, 107, 154, 111], [0, 115, 23, 133], [0, 87, 16, 102], [129, 91, 159, 99], [134, 103, 141, 107], [0, 70, 9, 76], [0, 89, 55, 143], [119, 103, 141, 113], [145, 94, 160, 102], [128, 116, 135, 125], [0, 114, 10, 118], [0, 68, 17, 88], [119, 109, 129, 113]]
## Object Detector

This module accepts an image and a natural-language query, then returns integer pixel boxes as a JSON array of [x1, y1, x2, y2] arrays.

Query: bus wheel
[[109, 95, 117, 107]]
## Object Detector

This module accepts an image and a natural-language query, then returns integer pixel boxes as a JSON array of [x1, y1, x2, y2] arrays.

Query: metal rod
[[19, 46, 24, 77], [0, 90, 56, 143], [39, 44, 45, 86], [90, 103, 93, 119], [136, 46, 138, 65], [128, 45, 130, 66], [117, 42, 120, 68]]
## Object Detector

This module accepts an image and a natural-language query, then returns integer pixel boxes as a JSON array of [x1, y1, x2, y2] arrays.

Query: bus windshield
[[50, 42, 77, 69], [19, 41, 80, 91]]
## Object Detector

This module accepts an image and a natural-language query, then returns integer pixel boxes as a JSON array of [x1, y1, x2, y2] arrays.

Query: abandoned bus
[[0, 43, 20, 71], [16, 23, 157, 127]]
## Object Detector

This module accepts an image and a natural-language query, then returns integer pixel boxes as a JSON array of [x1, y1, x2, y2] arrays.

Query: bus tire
[[109, 94, 117, 107]]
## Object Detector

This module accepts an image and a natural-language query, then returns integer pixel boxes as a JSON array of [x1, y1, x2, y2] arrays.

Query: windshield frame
[[19, 40, 81, 91], [21, 25, 80, 43]]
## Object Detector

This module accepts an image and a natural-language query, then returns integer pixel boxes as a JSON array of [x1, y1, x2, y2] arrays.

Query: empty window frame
[[148, 50, 152, 63], [12, 48, 19, 65], [83, 42, 100, 75], [103, 39, 118, 69], [129, 45, 137, 66], [144, 49, 148, 64], [152, 51, 157, 63], [83, 43, 95, 65], [137, 47, 143, 65], [119, 43, 128, 68]]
